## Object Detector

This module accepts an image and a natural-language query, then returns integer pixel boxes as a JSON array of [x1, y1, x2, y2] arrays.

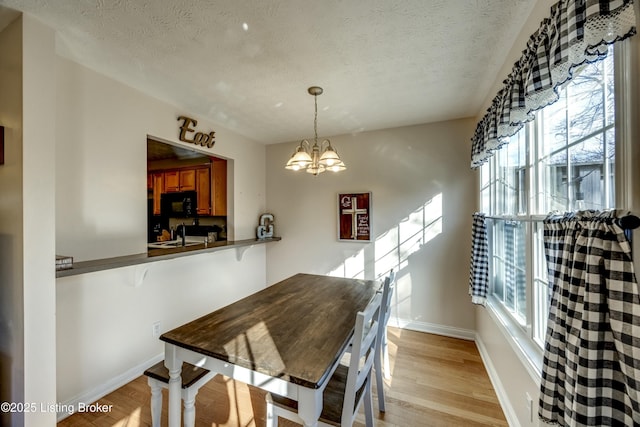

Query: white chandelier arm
[[284, 86, 346, 175]]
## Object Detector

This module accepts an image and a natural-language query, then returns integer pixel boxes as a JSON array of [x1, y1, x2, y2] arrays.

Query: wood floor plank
[[57, 328, 507, 427]]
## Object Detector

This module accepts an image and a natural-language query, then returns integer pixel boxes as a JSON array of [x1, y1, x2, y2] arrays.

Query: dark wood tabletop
[[160, 273, 379, 389]]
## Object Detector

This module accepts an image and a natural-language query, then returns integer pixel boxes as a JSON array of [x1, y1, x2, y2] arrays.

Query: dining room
[[1, 0, 640, 426]]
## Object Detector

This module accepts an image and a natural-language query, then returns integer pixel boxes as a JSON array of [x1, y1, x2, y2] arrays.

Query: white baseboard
[[56, 353, 164, 422], [475, 334, 521, 427], [390, 317, 476, 341]]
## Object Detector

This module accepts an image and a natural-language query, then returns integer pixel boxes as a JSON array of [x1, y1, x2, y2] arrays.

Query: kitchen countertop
[[55, 237, 281, 278]]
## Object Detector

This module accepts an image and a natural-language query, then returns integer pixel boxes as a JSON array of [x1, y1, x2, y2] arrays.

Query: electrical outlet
[[526, 392, 534, 423], [152, 321, 161, 338]]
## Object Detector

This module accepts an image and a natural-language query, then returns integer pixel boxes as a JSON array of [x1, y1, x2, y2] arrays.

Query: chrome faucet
[[179, 223, 186, 247]]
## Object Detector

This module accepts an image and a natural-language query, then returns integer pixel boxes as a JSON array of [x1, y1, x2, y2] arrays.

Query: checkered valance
[[470, 0, 637, 169]]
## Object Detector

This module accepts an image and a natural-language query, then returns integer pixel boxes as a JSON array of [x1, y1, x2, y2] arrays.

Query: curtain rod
[[483, 214, 640, 230]]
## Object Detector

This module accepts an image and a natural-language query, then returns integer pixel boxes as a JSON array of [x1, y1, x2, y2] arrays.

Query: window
[[536, 51, 616, 213], [480, 47, 617, 350]]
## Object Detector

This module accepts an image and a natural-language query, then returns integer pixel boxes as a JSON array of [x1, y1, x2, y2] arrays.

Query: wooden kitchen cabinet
[[151, 172, 164, 215], [196, 167, 211, 215], [179, 169, 196, 191], [164, 170, 179, 192], [212, 158, 227, 216], [165, 169, 196, 192], [148, 158, 226, 217]]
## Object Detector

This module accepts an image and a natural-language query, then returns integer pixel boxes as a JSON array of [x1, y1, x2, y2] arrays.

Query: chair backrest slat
[[381, 270, 396, 327], [342, 291, 382, 425]]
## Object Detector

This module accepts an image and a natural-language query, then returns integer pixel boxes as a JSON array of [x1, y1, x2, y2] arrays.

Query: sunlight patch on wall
[[375, 226, 399, 278], [328, 248, 365, 279], [375, 193, 442, 278], [328, 193, 442, 281]]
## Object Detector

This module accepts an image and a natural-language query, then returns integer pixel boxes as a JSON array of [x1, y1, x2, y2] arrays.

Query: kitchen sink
[[147, 239, 203, 249]]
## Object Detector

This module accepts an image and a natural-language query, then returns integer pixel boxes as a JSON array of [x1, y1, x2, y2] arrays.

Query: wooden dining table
[[160, 273, 380, 427]]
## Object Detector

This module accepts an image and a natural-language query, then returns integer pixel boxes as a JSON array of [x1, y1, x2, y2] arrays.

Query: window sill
[[485, 296, 543, 385]]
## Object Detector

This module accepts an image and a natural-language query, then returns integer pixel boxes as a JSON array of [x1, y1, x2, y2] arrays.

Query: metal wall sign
[[177, 116, 216, 148]]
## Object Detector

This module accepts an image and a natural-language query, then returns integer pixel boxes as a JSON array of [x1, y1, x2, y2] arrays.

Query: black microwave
[[160, 191, 197, 218]]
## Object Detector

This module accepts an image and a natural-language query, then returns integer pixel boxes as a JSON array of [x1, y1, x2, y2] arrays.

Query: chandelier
[[285, 86, 346, 175]]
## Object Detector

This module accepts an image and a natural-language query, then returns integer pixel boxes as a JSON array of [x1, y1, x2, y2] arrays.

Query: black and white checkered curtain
[[469, 212, 489, 305], [539, 210, 640, 426], [471, 0, 637, 168]]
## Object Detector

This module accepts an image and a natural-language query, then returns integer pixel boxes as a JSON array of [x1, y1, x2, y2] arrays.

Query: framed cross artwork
[[338, 192, 371, 242]]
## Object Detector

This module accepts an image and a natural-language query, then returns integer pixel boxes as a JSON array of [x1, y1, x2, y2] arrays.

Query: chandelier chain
[[313, 94, 318, 144]]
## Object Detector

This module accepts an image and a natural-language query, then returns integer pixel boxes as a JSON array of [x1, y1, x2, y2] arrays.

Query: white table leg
[[147, 377, 163, 427], [165, 343, 183, 427], [296, 387, 321, 427], [183, 387, 198, 427]]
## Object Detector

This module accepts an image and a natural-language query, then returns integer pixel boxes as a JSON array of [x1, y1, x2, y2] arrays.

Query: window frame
[[479, 42, 634, 377]]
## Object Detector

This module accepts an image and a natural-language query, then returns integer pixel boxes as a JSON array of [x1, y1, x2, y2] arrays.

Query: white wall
[[0, 17, 56, 426], [0, 15, 25, 427], [476, 308, 541, 426], [52, 42, 270, 409], [266, 119, 477, 336], [56, 246, 267, 406], [0, 14, 58, 427], [55, 57, 267, 262], [23, 14, 57, 427]]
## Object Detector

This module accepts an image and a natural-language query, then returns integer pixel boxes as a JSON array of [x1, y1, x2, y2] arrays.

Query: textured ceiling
[[0, 0, 535, 144]]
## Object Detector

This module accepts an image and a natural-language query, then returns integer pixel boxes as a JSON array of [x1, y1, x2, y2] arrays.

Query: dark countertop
[[56, 237, 281, 278]]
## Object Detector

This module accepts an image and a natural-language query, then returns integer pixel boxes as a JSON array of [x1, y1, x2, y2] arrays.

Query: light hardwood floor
[[57, 328, 507, 427]]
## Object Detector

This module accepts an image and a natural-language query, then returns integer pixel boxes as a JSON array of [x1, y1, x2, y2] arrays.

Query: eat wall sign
[[177, 115, 216, 148]]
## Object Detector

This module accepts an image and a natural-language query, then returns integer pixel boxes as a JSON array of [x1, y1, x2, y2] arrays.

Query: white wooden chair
[[265, 292, 383, 427], [374, 270, 396, 412], [340, 270, 396, 413], [144, 360, 216, 427]]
